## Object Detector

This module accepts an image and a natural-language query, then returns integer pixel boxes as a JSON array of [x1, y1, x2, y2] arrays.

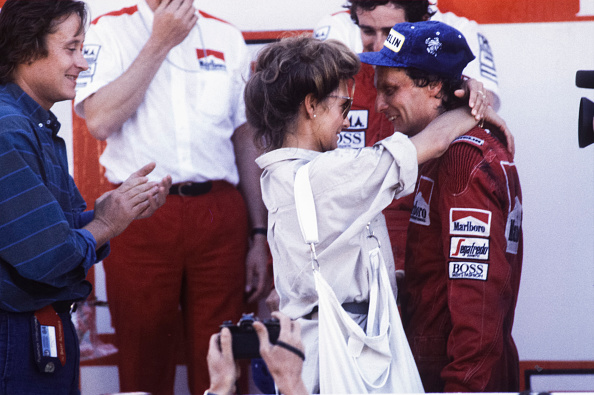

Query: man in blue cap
[[360, 21, 523, 392]]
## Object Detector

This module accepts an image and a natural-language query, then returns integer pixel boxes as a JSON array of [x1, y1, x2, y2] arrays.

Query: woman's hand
[[455, 78, 489, 121]]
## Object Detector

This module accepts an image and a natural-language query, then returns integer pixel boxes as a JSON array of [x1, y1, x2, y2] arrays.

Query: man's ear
[[427, 81, 443, 98]]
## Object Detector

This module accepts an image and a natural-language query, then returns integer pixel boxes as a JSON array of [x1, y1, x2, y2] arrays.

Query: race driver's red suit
[[400, 126, 523, 392]]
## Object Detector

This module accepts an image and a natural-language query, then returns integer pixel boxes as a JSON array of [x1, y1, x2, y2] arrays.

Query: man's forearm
[[232, 123, 267, 229], [82, 38, 171, 141]]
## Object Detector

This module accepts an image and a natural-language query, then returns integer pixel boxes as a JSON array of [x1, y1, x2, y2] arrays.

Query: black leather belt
[[169, 181, 212, 197], [52, 300, 77, 314], [304, 301, 369, 320]]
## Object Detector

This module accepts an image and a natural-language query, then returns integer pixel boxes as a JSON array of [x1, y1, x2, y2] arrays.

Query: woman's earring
[[313, 114, 317, 118]]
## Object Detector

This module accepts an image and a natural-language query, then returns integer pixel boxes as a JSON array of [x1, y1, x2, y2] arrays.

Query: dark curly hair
[[404, 67, 466, 112], [347, 0, 435, 25], [245, 36, 360, 151], [0, 0, 87, 84]]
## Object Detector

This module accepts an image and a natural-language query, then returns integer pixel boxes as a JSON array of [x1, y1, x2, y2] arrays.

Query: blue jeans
[[0, 309, 80, 395]]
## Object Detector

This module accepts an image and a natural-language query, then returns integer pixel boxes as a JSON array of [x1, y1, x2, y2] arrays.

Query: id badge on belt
[[30, 305, 67, 373]]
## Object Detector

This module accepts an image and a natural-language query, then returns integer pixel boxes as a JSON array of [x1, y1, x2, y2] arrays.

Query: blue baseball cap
[[359, 21, 475, 79]]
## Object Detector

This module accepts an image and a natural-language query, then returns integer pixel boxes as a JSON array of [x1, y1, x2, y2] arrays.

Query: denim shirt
[[0, 83, 109, 312]]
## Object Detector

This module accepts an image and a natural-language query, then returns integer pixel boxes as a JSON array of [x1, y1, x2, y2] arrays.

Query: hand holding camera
[[253, 312, 308, 395], [208, 312, 307, 395], [220, 313, 281, 360]]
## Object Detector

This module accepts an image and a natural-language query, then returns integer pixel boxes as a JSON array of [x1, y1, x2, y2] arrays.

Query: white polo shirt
[[75, 0, 250, 184]]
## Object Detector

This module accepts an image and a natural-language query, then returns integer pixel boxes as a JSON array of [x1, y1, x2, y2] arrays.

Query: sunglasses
[[328, 81, 356, 119]]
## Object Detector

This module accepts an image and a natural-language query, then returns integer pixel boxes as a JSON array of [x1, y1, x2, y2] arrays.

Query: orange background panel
[[72, 109, 110, 204], [2, 0, 594, 23], [437, 0, 594, 24]]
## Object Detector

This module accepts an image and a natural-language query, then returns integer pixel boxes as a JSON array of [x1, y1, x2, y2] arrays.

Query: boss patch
[[449, 261, 489, 281], [338, 109, 368, 149]]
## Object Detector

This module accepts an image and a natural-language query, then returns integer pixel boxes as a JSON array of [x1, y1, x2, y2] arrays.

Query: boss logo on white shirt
[[76, 44, 101, 88], [450, 237, 490, 260], [449, 261, 489, 281], [449, 208, 492, 237], [337, 131, 365, 149], [337, 110, 368, 149], [410, 176, 434, 226]]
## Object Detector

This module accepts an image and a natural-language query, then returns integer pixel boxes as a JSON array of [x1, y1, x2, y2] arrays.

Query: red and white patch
[[505, 196, 522, 254], [449, 208, 492, 237], [196, 49, 227, 70], [410, 176, 434, 226], [500, 161, 522, 254], [449, 237, 490, 260]]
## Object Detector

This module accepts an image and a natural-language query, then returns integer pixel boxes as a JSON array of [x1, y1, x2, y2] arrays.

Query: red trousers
[[103, 181, 248, 395]]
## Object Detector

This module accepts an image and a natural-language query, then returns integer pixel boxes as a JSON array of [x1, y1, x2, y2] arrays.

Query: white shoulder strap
[[294, 163, 319, 244]]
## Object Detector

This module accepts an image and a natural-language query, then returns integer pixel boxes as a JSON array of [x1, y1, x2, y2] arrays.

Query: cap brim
[[359, 51, 407, 68]]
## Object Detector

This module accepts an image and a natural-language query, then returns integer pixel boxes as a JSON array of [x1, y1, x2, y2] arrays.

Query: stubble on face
[[375, 67, 439, 137]]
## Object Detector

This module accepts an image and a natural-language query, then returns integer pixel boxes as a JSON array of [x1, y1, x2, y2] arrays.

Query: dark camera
[[576, 70, 594, 148], [220, 313, 280, 359]]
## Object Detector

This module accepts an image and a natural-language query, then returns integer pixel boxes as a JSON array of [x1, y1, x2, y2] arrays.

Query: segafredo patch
[[449, 237, 490, 260]]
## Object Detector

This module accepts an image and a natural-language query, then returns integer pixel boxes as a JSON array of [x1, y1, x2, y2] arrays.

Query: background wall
[[3, 0, 592, 392], [81, 0, 594, 362]]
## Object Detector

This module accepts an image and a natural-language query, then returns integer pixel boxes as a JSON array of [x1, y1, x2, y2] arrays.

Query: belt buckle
[[176, 181, 193, 197]]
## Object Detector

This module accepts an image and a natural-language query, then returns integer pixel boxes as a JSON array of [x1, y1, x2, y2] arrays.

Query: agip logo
[[314, 25, 330, 41], [76, 44, 101, 88]]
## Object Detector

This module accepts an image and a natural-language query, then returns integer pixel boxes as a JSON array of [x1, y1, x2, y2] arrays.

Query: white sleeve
[[74, 22, 126, 118], [309, 132, 418, 208], [313, 12, 363, 54], [230, 31, 251, 129]]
